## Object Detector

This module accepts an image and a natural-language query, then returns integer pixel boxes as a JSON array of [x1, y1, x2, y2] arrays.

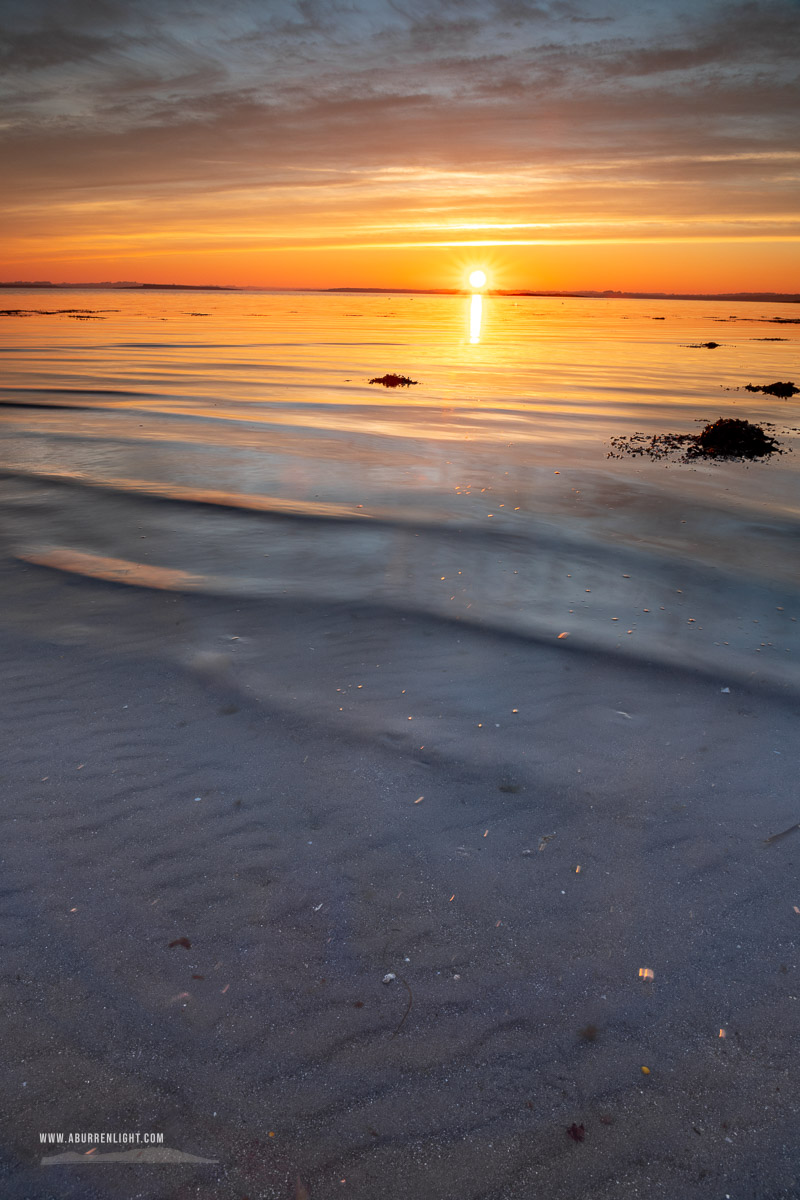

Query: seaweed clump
[[687, 418, 780, 459], [0, 308, 111, 318], [368, 373, 418, 387], [744, 381, 797, 398], [609, 417, 783, 462], [608, 431, 695, 461]]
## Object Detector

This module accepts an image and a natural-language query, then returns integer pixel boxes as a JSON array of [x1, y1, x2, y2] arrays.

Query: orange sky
[[2, 1, 798, 291]]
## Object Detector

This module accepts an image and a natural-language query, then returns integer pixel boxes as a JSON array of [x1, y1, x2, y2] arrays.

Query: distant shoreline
[[0, 282, 236, 292], [0, 282, 798, 303], [325, 288, 800, 303]]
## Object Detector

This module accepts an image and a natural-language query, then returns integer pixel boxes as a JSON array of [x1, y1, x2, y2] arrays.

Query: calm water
[[1, 288, 798, 688]]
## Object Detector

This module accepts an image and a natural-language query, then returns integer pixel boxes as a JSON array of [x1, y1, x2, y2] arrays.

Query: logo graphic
[[42, 1147, 217, 1166]]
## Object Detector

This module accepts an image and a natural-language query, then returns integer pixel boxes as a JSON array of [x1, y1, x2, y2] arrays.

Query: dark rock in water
[[368, 373, 419, 387], [688, 418, 780, 459], [744, 381, 797, 398]]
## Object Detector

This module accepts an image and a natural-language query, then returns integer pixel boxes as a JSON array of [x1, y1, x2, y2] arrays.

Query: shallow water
[[1, 289, 798, 689], [1, 291, 800, 1199]]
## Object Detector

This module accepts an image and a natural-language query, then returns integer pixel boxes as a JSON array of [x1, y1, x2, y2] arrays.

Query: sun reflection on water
[[469, 293, 482, 343]]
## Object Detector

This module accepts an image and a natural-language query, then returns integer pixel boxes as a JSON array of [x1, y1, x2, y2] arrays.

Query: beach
[[1, 290, 799, 1199]]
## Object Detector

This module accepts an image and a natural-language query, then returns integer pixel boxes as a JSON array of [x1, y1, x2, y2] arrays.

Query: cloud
[[2, 0, 798, 281], [0, 27, 114, 67]]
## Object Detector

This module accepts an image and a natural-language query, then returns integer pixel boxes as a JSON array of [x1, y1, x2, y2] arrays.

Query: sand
[[1, 556, 799, 1200]]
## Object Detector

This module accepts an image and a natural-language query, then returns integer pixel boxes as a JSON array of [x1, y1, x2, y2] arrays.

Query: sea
[[1, 288, 798, 691]]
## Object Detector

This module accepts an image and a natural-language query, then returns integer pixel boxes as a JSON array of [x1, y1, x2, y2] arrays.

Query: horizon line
[[1, 281, 799, 303]]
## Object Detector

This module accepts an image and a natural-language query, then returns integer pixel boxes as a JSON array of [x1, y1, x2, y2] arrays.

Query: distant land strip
[[0, 282, 235, 291], [0, 282, 798, 303], [326, 288, 800, 302]]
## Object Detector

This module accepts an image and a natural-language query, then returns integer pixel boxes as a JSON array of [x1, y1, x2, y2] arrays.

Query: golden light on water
[[469, 269, 488, 289], [469, 293, 482, 343]]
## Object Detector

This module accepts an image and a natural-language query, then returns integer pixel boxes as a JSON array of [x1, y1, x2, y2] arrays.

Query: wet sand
[[1, 559, 799, 1200]]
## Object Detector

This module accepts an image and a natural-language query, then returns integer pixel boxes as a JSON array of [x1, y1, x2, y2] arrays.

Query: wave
[[0, 399, 95, 410], [110, 340, 404, 348], [13, 511, 799, 696], [0, 465, 509, 534], [0, 385, 170, 399]]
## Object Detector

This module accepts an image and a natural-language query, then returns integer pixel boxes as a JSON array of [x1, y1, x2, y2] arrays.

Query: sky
[[2, 0, 799, 290]]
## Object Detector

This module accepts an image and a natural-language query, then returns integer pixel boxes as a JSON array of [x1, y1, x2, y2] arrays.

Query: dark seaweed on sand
[[609, 418, 783, 462], [368, 373, 418, 387]]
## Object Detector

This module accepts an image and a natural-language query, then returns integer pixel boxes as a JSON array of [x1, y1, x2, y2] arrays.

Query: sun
[[468, 269, 487, 289]]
